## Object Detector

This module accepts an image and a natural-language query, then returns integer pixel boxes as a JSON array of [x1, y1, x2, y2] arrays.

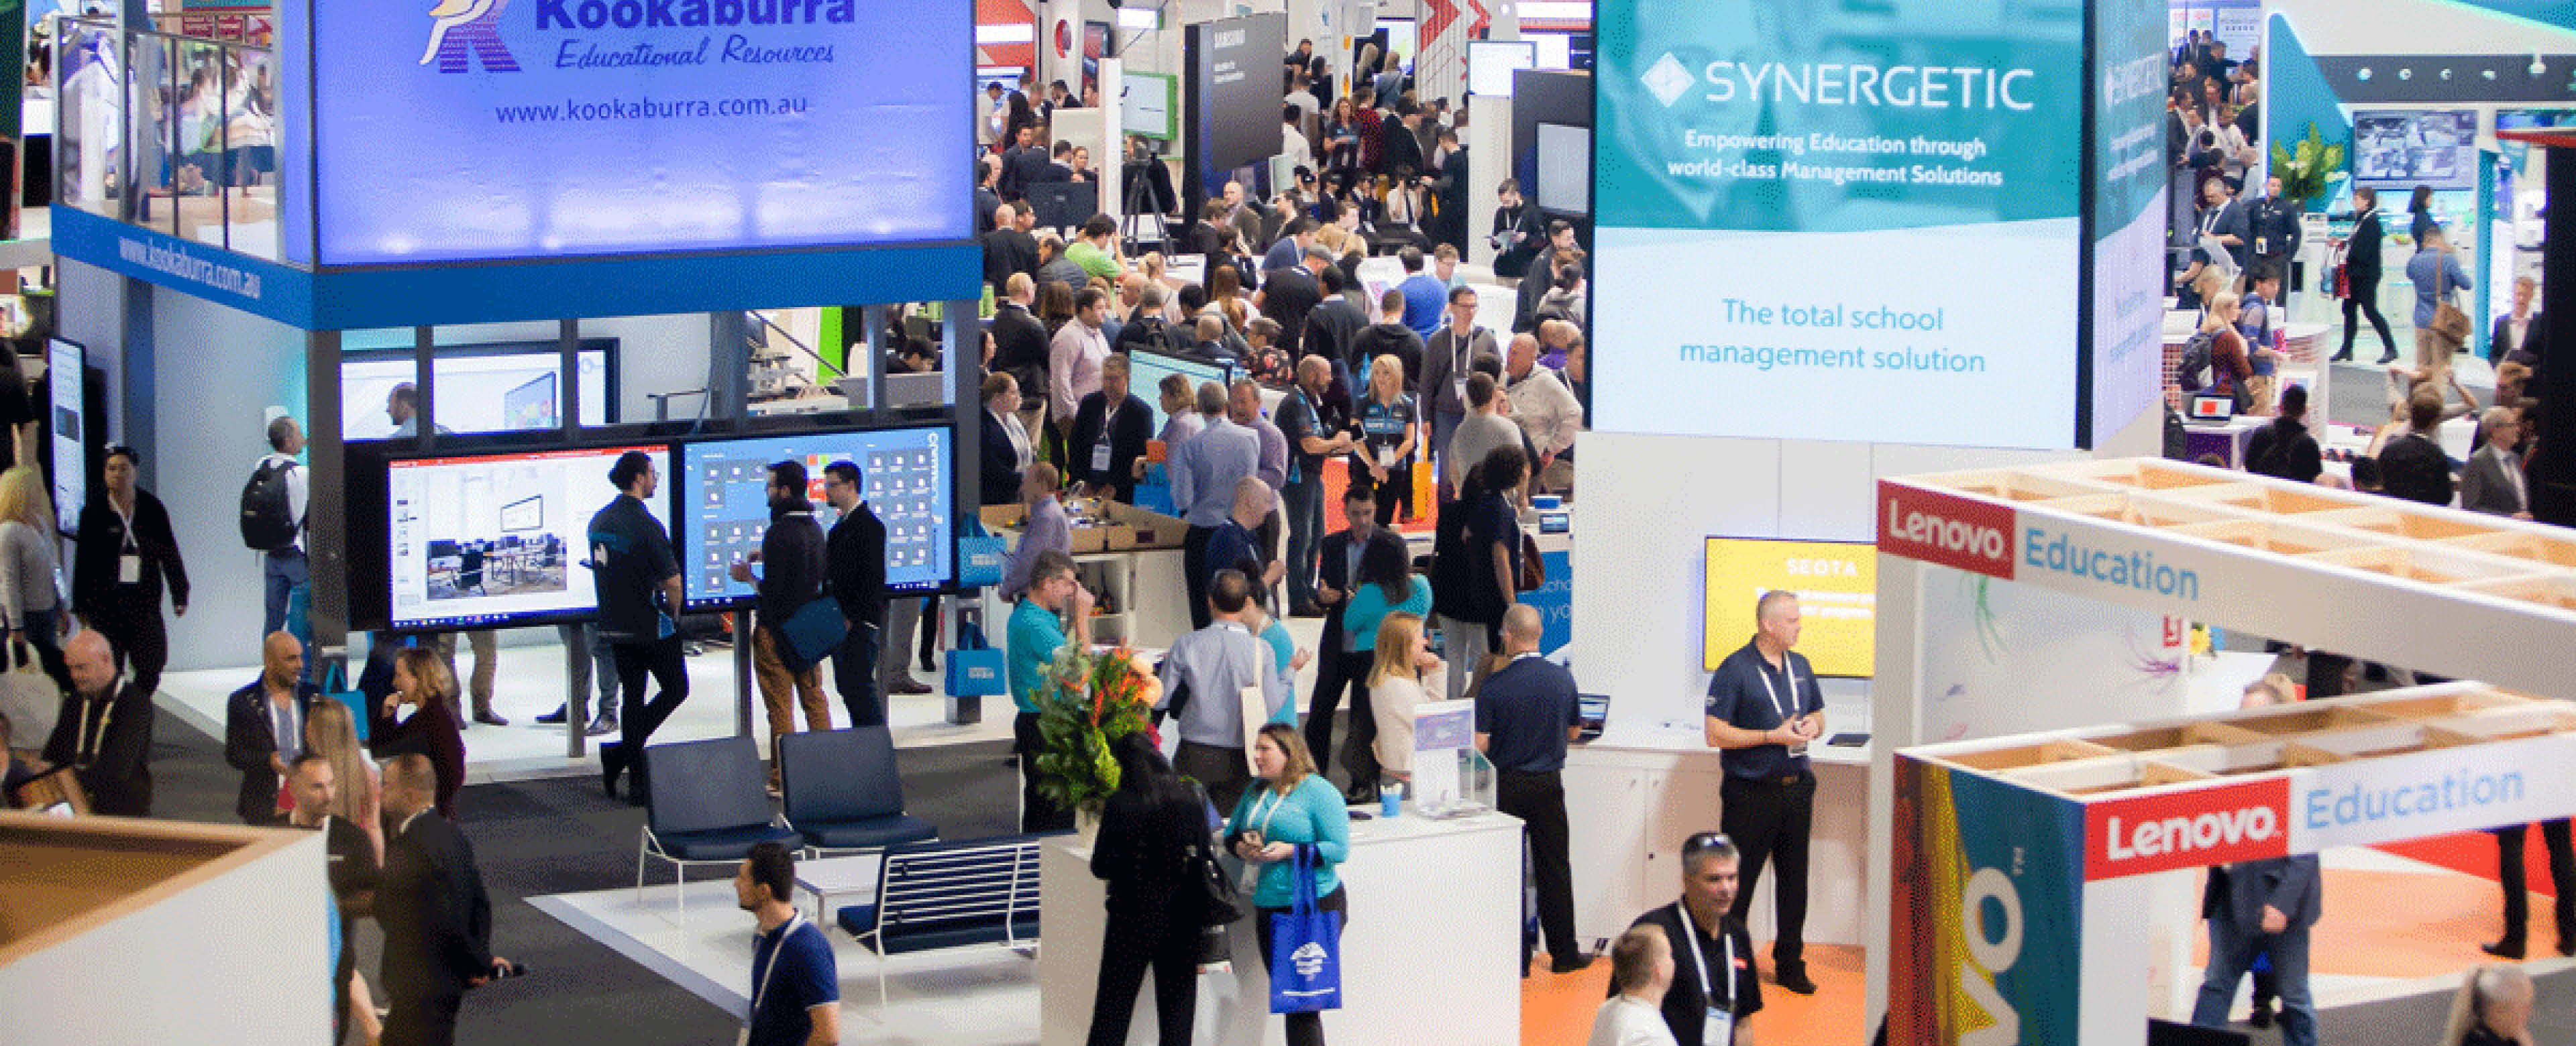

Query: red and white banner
[[1876, 479, 2016, 580], [2084, 777, 2288, 880]]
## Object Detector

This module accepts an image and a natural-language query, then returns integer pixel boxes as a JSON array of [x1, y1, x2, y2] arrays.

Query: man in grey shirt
[[1167, 382, 1261, 630], [1155, 570, 1289, 810], [1419, 286, 1497, 477], [1448, 373, 1525, 500], [998, 464, 1072, 602]]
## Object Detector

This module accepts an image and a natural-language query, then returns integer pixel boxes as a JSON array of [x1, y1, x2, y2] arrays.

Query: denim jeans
[[1282, 475, 1324, 608], [262, 549, 309, 640], [2192, 916, 2314, 1046]]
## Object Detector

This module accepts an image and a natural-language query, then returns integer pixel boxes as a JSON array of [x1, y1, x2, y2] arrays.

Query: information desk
[[1037, 809, 1523, 1046], [1564, 732, 1872, 952]]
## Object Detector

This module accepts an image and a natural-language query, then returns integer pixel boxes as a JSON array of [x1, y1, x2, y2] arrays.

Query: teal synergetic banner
[[1593, 0, 2088, 450], [2091, 0, 2176, 441]]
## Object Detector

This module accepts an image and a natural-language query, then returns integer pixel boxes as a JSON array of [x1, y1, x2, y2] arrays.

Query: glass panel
[[52, 19, 122, 218], [170, 38, 224, 245], [224, 46, 280, 259]]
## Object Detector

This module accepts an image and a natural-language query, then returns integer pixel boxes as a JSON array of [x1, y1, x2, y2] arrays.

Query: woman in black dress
[[2334, 185, 2400, 363]]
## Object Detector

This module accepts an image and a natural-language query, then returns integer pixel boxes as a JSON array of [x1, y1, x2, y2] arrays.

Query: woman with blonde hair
[[303, 699, 385, 1045], [1366, 612, 1445, 789], [0, 465, 71, 693], [1208, 264, 1251, 333], [1350, 354, 1419, 525], [373, 645, 464, 818], [2438, 964, 2534, 1045]]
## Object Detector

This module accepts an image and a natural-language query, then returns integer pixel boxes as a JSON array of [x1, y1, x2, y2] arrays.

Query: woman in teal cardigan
[[1334, 530, 1429, 802], [1225, 722, 1352, 1046]]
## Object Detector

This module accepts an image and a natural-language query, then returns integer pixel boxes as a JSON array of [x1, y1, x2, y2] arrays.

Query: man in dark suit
[[286, 753, 378, 1046], [40, 630, 154, 817], [1301, 485, 1378, 780], [1303, 264, 1371, 377], [1426, 129, 1470, 253], [1382, 103, 1426, 186], [378, 753, 513, 1046], [982, 203, 1040, 291], [222, 630, 319, 825], [820, 461, 888, 728], [988, 273, 1050, 397], [974, 154, 1004, 235], [1004, 124, 1056, 200], [980, 372, 1031, 506], [1256, 245, 1328, 358], [2461, 408, 2532, 518], [2190, 852, 2320, 1046], [1067, 354, 1155, 503]]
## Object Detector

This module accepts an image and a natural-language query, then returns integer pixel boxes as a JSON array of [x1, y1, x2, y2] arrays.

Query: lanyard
[[1682, 909, 1735, 1010], [751, 913, 808, 1017], [1251, 787, 1289, 837], [2199, 207, 2222, 238], [1755, 656, 1799, 723]]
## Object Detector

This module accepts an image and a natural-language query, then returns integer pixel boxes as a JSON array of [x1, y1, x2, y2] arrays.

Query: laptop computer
[[1575, 694, 1609, 742]]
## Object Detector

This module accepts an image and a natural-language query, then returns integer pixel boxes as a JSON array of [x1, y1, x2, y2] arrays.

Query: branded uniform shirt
[[588, 494, 678, 644], [1705, 640, 1821, 780]]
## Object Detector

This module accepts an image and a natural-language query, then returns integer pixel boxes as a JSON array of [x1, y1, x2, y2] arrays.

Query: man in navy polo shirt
[[735, 841, 841, 1046], [1474, 603, 1588, 976], [1701, 590, 1823, 996]]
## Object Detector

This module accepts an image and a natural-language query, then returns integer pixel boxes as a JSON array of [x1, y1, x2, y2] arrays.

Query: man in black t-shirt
[[587, 451, 687, 801], [1621, 833, 1763, 1046], [1274, 356, 1349, 616]]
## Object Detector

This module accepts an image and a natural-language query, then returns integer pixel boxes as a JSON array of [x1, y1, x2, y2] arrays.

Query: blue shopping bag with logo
[[1268, 847, 1343, 1014], [957, 513, 1008, 589], [945, 621, 1008, 697]]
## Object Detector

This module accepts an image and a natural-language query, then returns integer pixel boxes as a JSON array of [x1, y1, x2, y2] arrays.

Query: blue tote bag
[[1268, 847, 1344, 1014]]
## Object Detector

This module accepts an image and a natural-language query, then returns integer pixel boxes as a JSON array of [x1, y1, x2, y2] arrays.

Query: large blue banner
[[288, 0, 969, 266]]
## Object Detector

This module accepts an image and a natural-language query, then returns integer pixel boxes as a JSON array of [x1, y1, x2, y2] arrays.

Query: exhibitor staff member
[[1701, 591, 1822, 996]]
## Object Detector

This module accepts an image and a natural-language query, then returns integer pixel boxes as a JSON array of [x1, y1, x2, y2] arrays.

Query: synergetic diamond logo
[[1642, 52, 1694, 107], [421, 0, 520, 73]]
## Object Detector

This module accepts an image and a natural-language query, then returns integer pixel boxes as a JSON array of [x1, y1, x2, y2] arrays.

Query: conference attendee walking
[[2190, 850, 2321, 1045], [1086, 732, 1209, 1046], [1169, 382, 1261, 631], [1435, 446, 1524, 699], [2483, 817, 2575, 960], [1624, 833, 1762, 1046], [0, 465, 72, 694], [1702, 591, 1823, 995], [588, 451, 689, 801], [1303, 485, 1377, 780], [286, 753, 382, 1046], [2332, 186, 2400, 364], [221, 630, 317, 825], [378, 753, 514, 1046], [40, 630, 155, 816], [72, 445, 187, 697], [1590, 926, 1682, 1046], [1007, 550, 1090, 832], [246, 414, 311, 641], [375, 646, 467, 819], [1479, 603, 1589, 976], [1275, 357, 1348, 616], [731, 460, 835, 780], [734, 842, 841, 1046], [2491, 276, 2543, 366], [1158, 570, 1292, 811], [2408, 225, 2473, 371], [1225, 723, 1352, 1046], [821, 461, 888, 729], [1419, 286, 1497, 464], [1337, 531, 1429, 804]]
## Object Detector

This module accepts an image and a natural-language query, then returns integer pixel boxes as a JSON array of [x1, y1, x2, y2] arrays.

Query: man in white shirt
[[1589, 926, 1680, 1046], [1049, 288, 1112, 440], [256, 416, 310, 640], [1281, 105, 1313, 175]]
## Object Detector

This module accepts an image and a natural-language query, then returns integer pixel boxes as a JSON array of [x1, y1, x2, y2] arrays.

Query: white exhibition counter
[[1037, 809, 1523, 1046], [1564, 732, 1874, 951]]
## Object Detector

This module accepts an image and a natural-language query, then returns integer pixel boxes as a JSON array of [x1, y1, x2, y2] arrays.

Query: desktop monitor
[[676, 425, 955, 609], [384, 444, 672, 630], [1703, 536, 1876, 677]]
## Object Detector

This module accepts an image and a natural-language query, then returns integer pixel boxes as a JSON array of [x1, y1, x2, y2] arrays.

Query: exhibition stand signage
[[1590, 0, 2165, 449], [50, 0, 979, 329]]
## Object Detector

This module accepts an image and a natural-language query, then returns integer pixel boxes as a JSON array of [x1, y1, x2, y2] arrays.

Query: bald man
[[1475, 603, 1589, 974], [380, 753, 511, 1046], [223, 630, 321, 824], [40, 630, 156, 815]]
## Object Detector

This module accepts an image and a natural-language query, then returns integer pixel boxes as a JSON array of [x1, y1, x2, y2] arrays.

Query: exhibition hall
[[6, 0, 2576, 1043]]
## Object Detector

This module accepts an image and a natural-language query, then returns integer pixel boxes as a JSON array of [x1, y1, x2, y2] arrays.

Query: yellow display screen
[[1702, 537, 1876, 677]]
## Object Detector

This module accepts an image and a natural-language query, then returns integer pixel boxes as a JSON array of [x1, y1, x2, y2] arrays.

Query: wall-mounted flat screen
[[1468, 40, 1536, 97], [677, 426, 954, 609], [47, 338, 82, 534], [2352, 109, 2479, 192], [386, 444, 671, 630], [1536, 122, 1590, 215], [340, 340, 615, 442], [1703, 537, 1876, 677]]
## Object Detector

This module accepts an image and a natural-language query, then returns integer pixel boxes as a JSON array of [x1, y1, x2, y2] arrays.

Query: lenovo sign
[[2084, 777, 2291, 880], [1876, 481, 2017, 579]]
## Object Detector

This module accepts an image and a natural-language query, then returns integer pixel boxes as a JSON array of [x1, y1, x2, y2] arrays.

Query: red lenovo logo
[[2084, 777, 2291, 880], [1876, 481, 2016, 580]]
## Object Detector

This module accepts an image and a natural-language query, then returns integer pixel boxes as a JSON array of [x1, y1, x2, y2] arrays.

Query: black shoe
[[1548, 952, 1595, 974], [2483, 939, 2528, 960], [2557, 937, 2575, 957], [534, 705, 569, 725], [473, 709, 511, 727], [600, 747, 624, 799], [2248, 1000, 2275, 1029], [918, 656, 937, 674], [2376, 352, 2400, 365], [1774, 966, 1817, 995], [2330, 350, 2353, 363], [586, 715, 620, 738], [1343, 782, 1379, 806]]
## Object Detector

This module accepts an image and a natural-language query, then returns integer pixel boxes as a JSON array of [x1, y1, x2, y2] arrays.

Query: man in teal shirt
[[1007, 549, 1091, 831]]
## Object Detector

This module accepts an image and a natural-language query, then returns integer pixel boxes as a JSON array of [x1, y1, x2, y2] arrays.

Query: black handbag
[[1187, 780, 1244, 927]]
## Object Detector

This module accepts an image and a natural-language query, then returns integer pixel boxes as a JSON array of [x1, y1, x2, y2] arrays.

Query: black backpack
[[2174, 332, 2216, 392], [240, 458, 301, 550]]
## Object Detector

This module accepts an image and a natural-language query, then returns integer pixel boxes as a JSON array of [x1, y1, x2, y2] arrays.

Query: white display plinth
[[1036, 809, 1523, 1046]]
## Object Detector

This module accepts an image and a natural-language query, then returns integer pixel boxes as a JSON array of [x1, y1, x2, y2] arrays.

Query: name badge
[[1705, 1006, 1735, 1045], [2255, 235, 2271, 255], [119, 554, 142, 584], [1091, 441, 1114, 473], [1377, 447, 1399, 469]]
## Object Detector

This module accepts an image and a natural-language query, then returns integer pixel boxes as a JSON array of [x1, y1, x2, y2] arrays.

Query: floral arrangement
[[1031, 645, 1161, 817]]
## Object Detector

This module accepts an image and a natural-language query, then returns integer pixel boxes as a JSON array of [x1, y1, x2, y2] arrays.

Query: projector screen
[[1468, 40, 1536, 97], [341, 341, 616, 442], [1536, 122, 1591, 215], [386, 445, 670, 630], [677, 426, 955, 610], [1703, 537, 1876, 677]]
